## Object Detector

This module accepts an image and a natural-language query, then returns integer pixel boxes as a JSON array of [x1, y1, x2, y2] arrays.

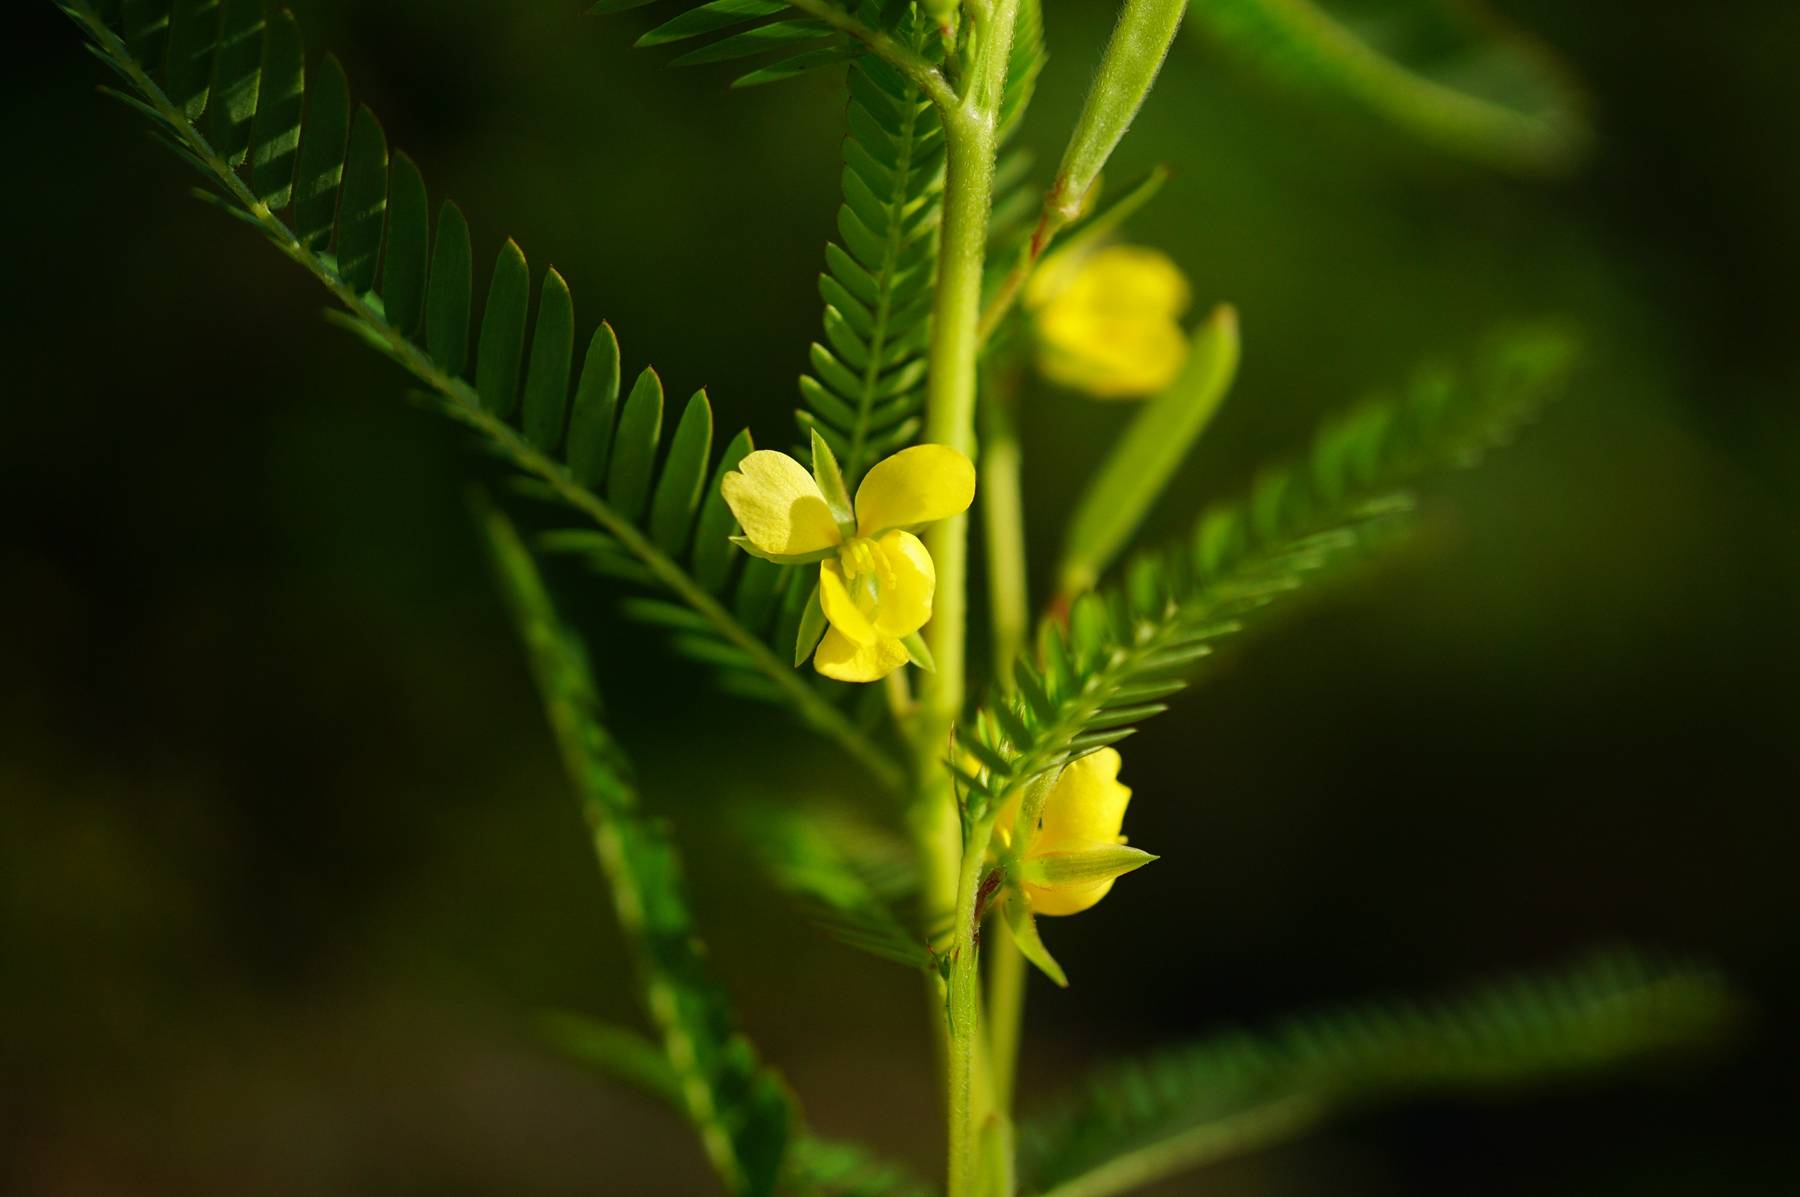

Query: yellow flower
[[998, 747, 1144, 916], [1026, 245, 1191, 400], [721, 443, 975, 683]]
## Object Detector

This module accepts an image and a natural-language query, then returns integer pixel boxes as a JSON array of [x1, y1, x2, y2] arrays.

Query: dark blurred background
[[4, 1, 1797, 1193]]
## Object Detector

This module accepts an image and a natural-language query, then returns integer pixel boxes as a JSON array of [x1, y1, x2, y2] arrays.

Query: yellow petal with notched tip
[[819, 558, 878, 645], [813, 626, 910, 683], [853, 444, 976, 536], [872, 531, 934, 638], [721, 450, 843, 556]]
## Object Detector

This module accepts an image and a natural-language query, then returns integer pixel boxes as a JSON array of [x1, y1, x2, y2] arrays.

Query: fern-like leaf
[[63, 0, 904, 792], [1020, 951, 1740, 1197], [539, 1013, 930, 1197], [797, 10, 943, 482], [482, 498, 793, 1197], [748, 806, 938, 969], [956, 327, 1577, 812], [786, 1137, 935, 1197]]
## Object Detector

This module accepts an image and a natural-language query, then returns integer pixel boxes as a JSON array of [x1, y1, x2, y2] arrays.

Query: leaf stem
[[786, 0, 957, 110]]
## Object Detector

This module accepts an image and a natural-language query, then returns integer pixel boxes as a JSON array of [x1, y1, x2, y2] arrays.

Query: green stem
[[980, 373, 1032, 1126], [979, 377, 1030, 683], [915, 7, 1025, 1195], [945, 811, 999, 1197], [986, 931, 1027, 1117], [919, 106, 997, 726]]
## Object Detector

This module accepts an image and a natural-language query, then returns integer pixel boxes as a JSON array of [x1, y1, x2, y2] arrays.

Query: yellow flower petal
[[813, 625, 910, 683], [1025, 874, 1116, 917], [721, 450, 843, 557], [1029, 245, 1192, 401], [853, 444, 976, 536], [1034, 747, 1132, 854], [818, 558, 877, 645], [1036, 314, 1188, 400], [1077, 246, 1191, 315], [872, 531, 934, 638]]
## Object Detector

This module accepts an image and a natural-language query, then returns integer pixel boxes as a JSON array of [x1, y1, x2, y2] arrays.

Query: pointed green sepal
[[1019, 844, 1159, 888], [1002, 892, 1068, 988], [794, 581, 828, 667], [810, 427, 858, 540], [902, 631, 937, 673]]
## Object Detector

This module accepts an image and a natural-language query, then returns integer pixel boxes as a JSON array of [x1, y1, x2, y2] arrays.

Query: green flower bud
[[1047, 0, 1188, 228]]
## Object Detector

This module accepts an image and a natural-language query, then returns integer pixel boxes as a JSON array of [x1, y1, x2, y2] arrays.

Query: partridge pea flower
[[998, 748, 1151, 915], [993, 748, 1156, 986], [721, 440, 976, 683], [1027, 244, 1191, 400]]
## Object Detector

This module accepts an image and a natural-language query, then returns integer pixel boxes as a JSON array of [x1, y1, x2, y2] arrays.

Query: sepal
[[902, 630, 937, 673], [1019, 844, 1158, 888], [794, 581, 827, 667], [809, 427, 859, 540], [1002, 890, 1068, 988]]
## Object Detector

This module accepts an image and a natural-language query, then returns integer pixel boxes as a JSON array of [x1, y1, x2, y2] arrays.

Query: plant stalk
[[915, 3, 1025, 1194], [980, 371, 1032, 1123], [979, 376, 1030, 684], [945, 812, 999, 1197], [986, 932, 1028, 1117]]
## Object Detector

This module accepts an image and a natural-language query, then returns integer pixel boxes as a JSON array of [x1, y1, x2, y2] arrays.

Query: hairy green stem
[[945, 811, 999, 1197], [915, 7, 1026, 1196], [920, 109, 997, 725]]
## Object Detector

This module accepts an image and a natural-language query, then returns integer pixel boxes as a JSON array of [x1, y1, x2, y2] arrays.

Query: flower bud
[[1046, 0, 1188, 229]]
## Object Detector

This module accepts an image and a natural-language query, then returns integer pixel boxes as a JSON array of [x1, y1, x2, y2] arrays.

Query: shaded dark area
[[4, 1, 1797, 1193]]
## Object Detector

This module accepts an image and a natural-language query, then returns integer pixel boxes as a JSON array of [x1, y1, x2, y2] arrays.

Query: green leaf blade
[[476, 239, 531, 417], [247, 7, 303, 209], [291, 53, 349, 252], [522, 267, 576, 451], [335, 106, 388, 294], [649, 389, 715, 553], [163, 0, 219, 120], [567, 322, 623, 488], [206, 0, 263, 166], [424, 200, 473, 375], [607, 367, 665, 521], [380, 151, 430, 336]]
